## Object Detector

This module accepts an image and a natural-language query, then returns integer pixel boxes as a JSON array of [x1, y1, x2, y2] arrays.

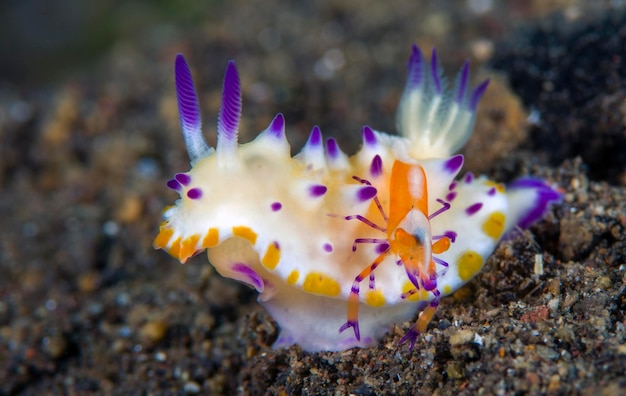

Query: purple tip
[[445, 191, 457, 202], [166, 179, 182, 191], [271, 202, 282, 211], [362, 126, 377, 146], [175, 173, 191, 186], [268, 113, 285, 138], [407, 44, 424, 88], [509, 178, 561, 229], [431, 48, 441, 94], [444, 155, 464, 174], [310, 184, 327, 197], [232, 263, 264, 291], [370, 155, 383, 178], [456, 60, 470, 103], [217, 61, 242, 142], [307, 125, 322, 146], [326, 138, 339, 159], [469, 79, 490, 111], [357, 186, 377, 202], [449, 181, 457, 191], [465, 202, 483, 216], [187, 188, 203, 200], [175, 54, 201, 133], [488, 187, 496, 196], [323, 243, 333, 252], [464, 172, 474, 184]]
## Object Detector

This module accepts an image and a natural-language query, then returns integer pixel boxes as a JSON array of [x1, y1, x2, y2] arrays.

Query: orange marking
[[179, 234, 200, 263], [153, 227, 174, 249], [232, 226, 258, 245], [202, 228, 219, 248], [168, 237, 182, 260]]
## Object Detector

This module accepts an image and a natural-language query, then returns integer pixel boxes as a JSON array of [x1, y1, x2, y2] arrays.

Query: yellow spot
[[168, 237, 182, 260], [402, 281, 430, 302], [179, 234, 200, 263], [262, 242, 281, 270], [485, 180, 505, 193], [202, 228, 219, 248], [232, 226, 257, 245], [457, 251, 484, 281], [286, 270, 299, 285], [443, 285, 452, 295], [482, 211, 506, 240], [303, 272, 341, 296], [365, 290, 386, 307], [153, 227, 173, 249]]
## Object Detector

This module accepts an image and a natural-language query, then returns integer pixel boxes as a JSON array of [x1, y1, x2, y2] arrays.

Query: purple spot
[[232, 263, 264, 291], [310, 184, 327, 197], [271, 202, 282, 211], [488, 187, 496, 196], [357, 186, 377, 202], [167, 179, 182, 191], [444, 155, 464, 174], [509, 178, 562, 229], [217, 61, 242, 142], [407, 44, 424, 88], [370, 155, 383, 178], [445, 191, 457, 202], [175, 173, 191, 186], [307, 126, 322, 146], [326, 138, 339, 159], [431, 48, 441, 94], [465, 202, 483, 216], [323, 243, 333, 253], [449, 181, 457, 191], [187, 188, 203, 199], [362, 126, 377, 146], [175, 54, 201, 133], [464, 172, 474, 184], [376, 242, 390, 254], [455, 61, 470, 103], [268, 113, 285, 138], [470, 79, 490, 111]]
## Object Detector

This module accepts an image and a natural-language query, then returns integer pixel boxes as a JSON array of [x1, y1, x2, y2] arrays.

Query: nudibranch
[[154, 45, 560, 352]]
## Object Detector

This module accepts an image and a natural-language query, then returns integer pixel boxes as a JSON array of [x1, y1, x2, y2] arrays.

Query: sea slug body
[[154, 45, 561, 352]]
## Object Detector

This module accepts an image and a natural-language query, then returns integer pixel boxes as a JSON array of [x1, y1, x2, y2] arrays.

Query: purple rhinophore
[[217, 61, 242, 142], [449, 181, 457, 191], [469, 79, 490, 111], [465, 202, 483, 216], [510, 178, 561, 229], [232, 263, 264, 291], [326, 138, 339, 159], [455, 61, 470, 103], [444, 154, 464, 174], [271, 202, 282, 211], [445, 191, 457, 202], [167, 179, 182, 191], [430, 48, 442, 94], [268, 113, 285, 138], [187, 187, 203, 200], [370, 155, 383, 178], [407, 44, 424, 88], [487, 187, 496, 196], [309, 184, 327, 197], [175, 54, 201, 133], [362, 126, 377, 146], [357, 186, 377, 202], [464, 172, 474, 184], [175, 173, 191, 186], [323, 243, 333, 253], [307, 126, 322, 146]]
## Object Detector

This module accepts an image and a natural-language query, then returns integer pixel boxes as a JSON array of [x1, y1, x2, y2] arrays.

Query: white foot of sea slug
[[154, 45, 561, 352]]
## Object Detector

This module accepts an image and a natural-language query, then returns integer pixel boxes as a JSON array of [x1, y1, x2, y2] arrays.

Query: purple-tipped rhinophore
[[362, 126, 377, 147], [430, 48, 442, 94], [407, 44, 424, 88], [469, 79, 490, 111], [455, 61, 470, 103], [217, 61, 242, 151], [175, 54, 210, 161]]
